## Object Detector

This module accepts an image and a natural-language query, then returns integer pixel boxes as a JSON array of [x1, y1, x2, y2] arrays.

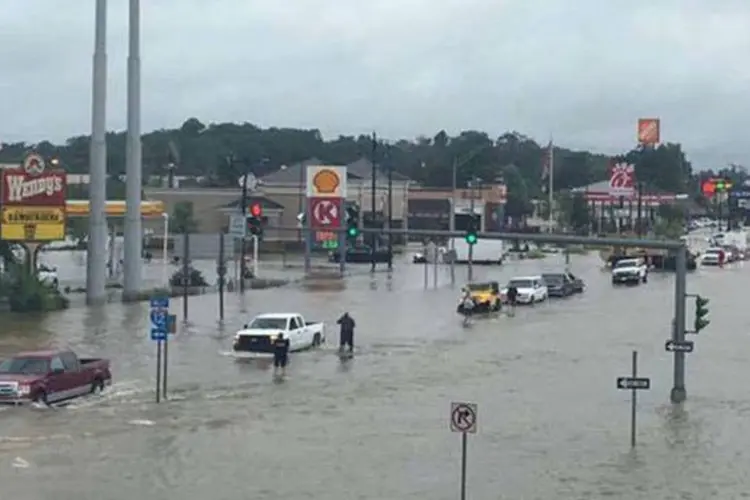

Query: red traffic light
[[702, 180, 715, 195], [249, 203, 262, 217]]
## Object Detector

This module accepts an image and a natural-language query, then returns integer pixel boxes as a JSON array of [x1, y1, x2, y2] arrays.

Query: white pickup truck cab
[[611, 257, 648, 285], [233, 313, 325, 354]]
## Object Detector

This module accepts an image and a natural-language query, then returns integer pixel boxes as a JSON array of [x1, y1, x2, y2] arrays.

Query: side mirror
[[243, 324, 248, 329]]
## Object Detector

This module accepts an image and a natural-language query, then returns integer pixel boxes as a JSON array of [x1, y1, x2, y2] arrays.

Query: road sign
[[450, 402, 478, 433], [309, 197, 342, 229], [150, 296, 169, 309], [238, 173, 258, 192], [150, 309, 167, 329], [150, 328, 167, 341], [616, 377, 651, 390], [608, 162, 635, 196], [229, 214, 246, 238], [665, 339, 694, 353]]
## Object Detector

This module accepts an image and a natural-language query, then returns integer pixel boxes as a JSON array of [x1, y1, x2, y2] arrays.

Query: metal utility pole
[[449, 159, 456, 285], [86, 0, 109, 305], [671, 247, 688, 403], [238, 158, 248, 292], [123, 0, 143, 299], [387, 153, 393, 270], [636, 182, 644, 237], [370, 133, 377, 272], [467, 178, 479, 283]]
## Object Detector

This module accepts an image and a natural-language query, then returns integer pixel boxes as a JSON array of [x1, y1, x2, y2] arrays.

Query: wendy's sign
[[1, 153, 66, 206]]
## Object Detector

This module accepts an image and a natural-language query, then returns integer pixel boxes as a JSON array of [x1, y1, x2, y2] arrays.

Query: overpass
[[65, 200, 165, 218]]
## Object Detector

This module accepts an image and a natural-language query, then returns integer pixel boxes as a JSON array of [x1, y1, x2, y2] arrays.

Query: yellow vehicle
[[456, 281, 502, 314]]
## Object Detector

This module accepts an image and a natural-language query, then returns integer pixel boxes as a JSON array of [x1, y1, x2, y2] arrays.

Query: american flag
[[541, 140, 553, 194]]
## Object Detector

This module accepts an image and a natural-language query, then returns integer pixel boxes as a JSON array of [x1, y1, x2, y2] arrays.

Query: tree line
[[0, 117, 720, 217]]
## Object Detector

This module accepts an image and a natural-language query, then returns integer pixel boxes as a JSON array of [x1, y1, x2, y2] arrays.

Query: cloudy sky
[[2, 0, 749, 169]]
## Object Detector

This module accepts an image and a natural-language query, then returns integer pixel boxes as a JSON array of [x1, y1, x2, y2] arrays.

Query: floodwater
[[2, 248, 750, 500]]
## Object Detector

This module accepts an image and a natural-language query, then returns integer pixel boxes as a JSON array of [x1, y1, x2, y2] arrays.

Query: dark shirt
[[273, 337, 290, 356], [507, 287, 518, 300], [337, 315, 355, 335]]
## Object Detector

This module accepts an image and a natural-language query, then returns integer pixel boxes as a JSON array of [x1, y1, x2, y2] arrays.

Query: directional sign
[[616, 377, 650, 390], [450, 402, 478, 433], [150, 309, 167, 329], [309, 197, 342, 229], [665, 339, 694, 353]]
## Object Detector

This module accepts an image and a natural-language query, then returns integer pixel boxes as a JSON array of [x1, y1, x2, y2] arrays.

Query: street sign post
[[149, 296, 175, 403], [450, 402, 477, 500], [665, 340, 694, 353], [616, 351, 650, 448], [229, 214, 246, 238]]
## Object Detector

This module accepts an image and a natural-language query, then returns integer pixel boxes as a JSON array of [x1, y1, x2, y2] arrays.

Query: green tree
[[171, 201, 198, 234]]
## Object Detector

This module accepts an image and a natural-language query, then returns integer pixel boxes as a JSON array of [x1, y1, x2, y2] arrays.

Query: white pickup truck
[[611, 257, 648, 285], [233, 313, 326, 354]]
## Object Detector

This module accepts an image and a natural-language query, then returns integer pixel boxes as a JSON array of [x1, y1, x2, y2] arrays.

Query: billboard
[[0, 153, 67, 242]]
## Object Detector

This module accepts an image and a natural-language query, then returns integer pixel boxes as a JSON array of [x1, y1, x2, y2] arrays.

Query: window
[[0, 357, 49, 375], [60, 352, 79, 371], [50, 357, 64, 372], [289, 317, 299, 330], [249, 318, 287, 330], [508, 279, 533, 289]]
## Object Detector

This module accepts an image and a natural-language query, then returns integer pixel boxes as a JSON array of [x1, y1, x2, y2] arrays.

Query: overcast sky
[[2, 0, 749, 169]]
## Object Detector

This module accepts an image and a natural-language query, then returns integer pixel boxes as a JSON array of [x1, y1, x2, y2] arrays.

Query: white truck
[[447, 238, 505, 265], [233, 313, 326, 354], [611, 257, 648, 285]]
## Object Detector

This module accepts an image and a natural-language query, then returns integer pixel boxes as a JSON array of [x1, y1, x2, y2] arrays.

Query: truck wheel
[[32, 391, 48, 405], [312, 333, 322, 347], [90, 378, 105, 394]]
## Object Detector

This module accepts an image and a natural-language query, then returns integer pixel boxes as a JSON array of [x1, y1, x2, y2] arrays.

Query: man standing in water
[[272, 332, 290, 377], [337, 312, 356, 353]]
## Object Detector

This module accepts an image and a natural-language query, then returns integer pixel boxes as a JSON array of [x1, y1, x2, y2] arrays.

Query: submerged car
[[456, 281, 502, 314], [500, 276, 548, 304], [541, 272, 584, 297]]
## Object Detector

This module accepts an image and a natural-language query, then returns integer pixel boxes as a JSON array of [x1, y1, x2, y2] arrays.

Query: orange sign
[[306, 166, 347, 198], [637, 118, 660, 145]]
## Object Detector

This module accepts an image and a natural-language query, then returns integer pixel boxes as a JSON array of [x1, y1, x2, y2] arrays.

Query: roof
[[254, 313, 300, 318], [509, 275, 542, 280], [260, 157, 411, 184], [223, 196, 284, 210], [15, 350, 63, 358], [571, 180, 675, 195]]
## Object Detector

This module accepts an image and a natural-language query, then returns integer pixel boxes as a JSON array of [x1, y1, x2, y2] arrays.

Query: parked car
[[541, 272, 585, 297], [0, 349, 111, 405]]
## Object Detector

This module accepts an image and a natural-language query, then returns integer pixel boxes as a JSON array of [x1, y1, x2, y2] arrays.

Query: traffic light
[[346, 206, 360, 239], [694, 295, 710, 332], [247, 202, 263, 237], [465, 215, 479, 245]]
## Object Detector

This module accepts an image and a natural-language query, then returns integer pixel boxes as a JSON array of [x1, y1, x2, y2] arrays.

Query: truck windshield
[[249, 318, 288, 330], [0, 357, 49, 374], [615, 260, 638, 268], [508, 279, 533, 289]]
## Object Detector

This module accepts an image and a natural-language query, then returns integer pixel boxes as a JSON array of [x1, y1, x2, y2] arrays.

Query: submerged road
[[1, 252, 750, 499]]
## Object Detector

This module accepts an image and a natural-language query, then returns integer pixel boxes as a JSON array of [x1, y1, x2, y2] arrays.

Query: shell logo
[[312, 169, 340, 194]]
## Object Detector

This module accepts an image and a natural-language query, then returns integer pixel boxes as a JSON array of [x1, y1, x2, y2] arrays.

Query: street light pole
[[123, 0, 143, 299], [239, 157, 247, 293], [86, 0, 108, 305]]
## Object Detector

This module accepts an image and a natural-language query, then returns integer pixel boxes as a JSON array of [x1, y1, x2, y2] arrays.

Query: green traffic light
[[694, 295, 710, 332], [465, 233, 477, 245], [347, 226, 359, 238]]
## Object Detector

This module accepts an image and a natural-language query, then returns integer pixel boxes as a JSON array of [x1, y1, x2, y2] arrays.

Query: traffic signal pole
[[239, 167, 247, 293], [671, 247, 688, 403]]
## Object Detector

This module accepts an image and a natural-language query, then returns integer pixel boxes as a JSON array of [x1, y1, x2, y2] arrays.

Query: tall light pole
[[123, 0, 143, 298], [86, 0, 109, 305]]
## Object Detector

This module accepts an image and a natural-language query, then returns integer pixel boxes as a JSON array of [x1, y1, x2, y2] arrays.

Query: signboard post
[[306, 166, 347, 274], [149, 296, 176, 403], [615, 351, 651, 447], [450, 402, 477, 500]]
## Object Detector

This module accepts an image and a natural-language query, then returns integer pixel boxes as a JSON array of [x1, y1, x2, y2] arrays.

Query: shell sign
[[306, 166, 347, 198]]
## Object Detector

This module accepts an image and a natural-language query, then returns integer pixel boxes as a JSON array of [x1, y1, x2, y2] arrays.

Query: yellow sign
[[64, 200, 165, 218], [306, 166, 347, 198], [1, 207, 65, 242]]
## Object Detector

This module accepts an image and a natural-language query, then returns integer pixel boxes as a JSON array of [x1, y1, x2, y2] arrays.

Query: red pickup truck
[[0, 349, 112, 405]]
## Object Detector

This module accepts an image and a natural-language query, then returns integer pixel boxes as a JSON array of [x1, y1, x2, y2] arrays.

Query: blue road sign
[[150, 310, 167, 330], [150, 297, 169, 309], [150, 328, 167, 341]]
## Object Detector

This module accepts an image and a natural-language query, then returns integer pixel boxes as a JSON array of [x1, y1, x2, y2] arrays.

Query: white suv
[[611, 258, 648, 285], [502, 276, 548, 304]]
